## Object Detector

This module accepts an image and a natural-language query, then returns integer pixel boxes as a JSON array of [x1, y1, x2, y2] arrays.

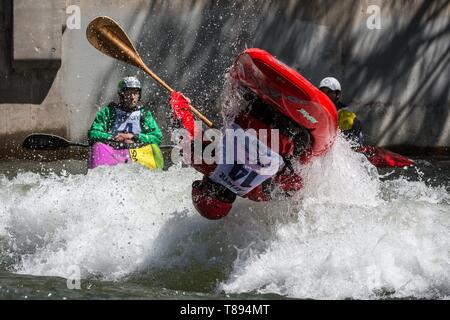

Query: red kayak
[[174, 48, 339, 219], [357, 146, 414, 168], [230, 48, 338, 162]]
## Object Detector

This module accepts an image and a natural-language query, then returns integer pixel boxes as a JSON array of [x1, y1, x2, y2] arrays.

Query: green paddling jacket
[[88, 103, 163, 146]]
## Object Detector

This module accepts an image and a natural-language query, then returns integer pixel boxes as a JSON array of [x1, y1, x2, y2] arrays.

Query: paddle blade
[[22, 134, 71, 150], [357, 146, 414, 168], [86, 16, 212, 128], [86, 16, 143, 68]]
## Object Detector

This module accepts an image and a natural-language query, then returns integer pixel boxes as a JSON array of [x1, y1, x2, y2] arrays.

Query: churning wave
[[0, 137, 448, 299]]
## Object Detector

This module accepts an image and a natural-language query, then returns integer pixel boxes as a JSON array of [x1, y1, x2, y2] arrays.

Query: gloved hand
[[243, 172, 303, 202], [273, 173, 303, 193], [169, 92, 198, 139], [170, 92, 191, 119]]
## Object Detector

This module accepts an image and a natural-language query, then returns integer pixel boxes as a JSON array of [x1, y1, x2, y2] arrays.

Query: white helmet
[[118, 76, 142, 93], [319, 77, 341, 92]]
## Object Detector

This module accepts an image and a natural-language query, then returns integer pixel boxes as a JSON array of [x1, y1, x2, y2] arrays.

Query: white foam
[[219, 137, 450, 299], [0, 137, 449, 299], [0, 164, 203, 280]]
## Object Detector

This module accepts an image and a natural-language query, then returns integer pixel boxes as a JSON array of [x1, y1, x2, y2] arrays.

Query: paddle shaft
[[98, 25, 214, 128], [23, 133, 174, 151], [70, 141, 176, 151], [140, 64, 214, 128], [70, 142, 90, 148]]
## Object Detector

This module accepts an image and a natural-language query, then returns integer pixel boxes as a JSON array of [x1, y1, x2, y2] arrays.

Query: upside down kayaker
[[169, 48, 338, 220]]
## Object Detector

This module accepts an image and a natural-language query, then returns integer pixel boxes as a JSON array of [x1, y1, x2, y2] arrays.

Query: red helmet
[[191, 178, 236, 220]]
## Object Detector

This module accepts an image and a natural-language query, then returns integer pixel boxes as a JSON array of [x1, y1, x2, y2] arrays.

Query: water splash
[[219, 137, 450, 299], [0, 138, 449, 299], [0, 164, 201, 280]]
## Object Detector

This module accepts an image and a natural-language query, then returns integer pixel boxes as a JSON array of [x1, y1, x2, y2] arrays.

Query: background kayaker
[[87, 76, 164, 170], [319, 77, 364, 146], [88, 76, 163, 148]]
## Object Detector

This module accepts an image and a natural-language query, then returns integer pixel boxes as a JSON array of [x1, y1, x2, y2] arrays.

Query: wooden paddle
[[86, 16, 214, 128], [22, 134, 89, 150], [22, 133, 175, 152]]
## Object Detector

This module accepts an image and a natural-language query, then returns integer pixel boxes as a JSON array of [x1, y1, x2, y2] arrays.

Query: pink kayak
[[89, 142, 164, 170]]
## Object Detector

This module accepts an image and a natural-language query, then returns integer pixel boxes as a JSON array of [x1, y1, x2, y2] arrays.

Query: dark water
[[0, 273, 287, 300]]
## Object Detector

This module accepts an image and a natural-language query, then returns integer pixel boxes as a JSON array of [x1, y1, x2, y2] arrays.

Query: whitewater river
[[0, 138, 449, 300]]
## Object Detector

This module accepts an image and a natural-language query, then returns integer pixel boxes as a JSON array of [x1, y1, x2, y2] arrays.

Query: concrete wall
[[1, 0, 449, 159]]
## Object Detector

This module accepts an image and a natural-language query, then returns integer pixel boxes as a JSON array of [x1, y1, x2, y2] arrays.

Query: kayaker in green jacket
[[88, 76, 163, 148], [87, 76, 164, 170]]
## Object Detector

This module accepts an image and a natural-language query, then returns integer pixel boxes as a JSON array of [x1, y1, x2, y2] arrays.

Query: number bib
[[111, 109, 142, 136], [209, 123, 284, 196]]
